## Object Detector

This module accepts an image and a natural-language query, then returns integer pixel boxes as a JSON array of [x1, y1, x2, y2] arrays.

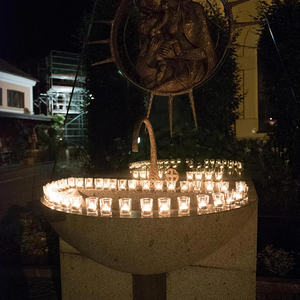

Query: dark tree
[[257, 0, 300, 178]]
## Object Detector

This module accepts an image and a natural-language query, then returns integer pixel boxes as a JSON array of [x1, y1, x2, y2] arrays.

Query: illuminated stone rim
[[41, 177, 250, 219]]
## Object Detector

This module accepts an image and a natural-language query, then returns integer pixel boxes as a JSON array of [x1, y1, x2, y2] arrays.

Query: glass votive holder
[[205, 181, 214, 193], [85, 197, 98, 215], [139, 170, 147, 180], [225, 191, 235, 207], [194, 171, 203, 181], [128, 179, 138, 190], [103, 178, 111, 190], [132, 170, 139, 179], [180, 181, 189, 193], [177, 196, 190, 216], [118, 179, 127, 191], [197, 194, 209, 212], [237, 162, 243, 170], [235, 181, 248, 193], [110, 179, 117, 190], [58, 179, 68, 190], [94, 178, 104, 189], [154, 180, 164, 191], [220, 181, 230, 193], [212, 192, 224, 210], [216, 159, 221, 166], [71, 196, 83, 212], [186, 172, 194, 181], [99, 198, 112, 216], [158, 197, 171, 217], [51, 192, 61, 207], [204, 159, 209, 166], [234, 190, 243, 205], [85, 178, 94, 189], [166, 181, 176, 192], [214, 171, 223, 181], [61, 195, 71, 211], [210, 159, 215, 166], [140, 198, 153, 217], [119, 198, 132, 217], [75, 178, 84, 188], [205, 171, 213, 181], [68, 177, 76, 188], [141, 180, 151, 191], [158, 170, 164, 179], [193, 181, 202, 192]]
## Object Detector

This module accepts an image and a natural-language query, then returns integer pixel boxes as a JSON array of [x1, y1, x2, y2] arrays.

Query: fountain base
[[59, 199, 257, 299]]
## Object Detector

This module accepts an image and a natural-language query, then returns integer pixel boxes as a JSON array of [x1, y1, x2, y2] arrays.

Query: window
[[0, 88, 2, 105], [7, 90, 24, 108]]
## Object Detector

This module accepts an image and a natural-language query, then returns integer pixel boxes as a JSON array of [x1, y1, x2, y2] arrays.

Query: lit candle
[[103, 179, 110, 190], [51, 191, 61, 207], [166, 181, 176, 192], [214, 171, 223, 181], [220, 181, 229, 193], [58, 179, 68, 190], [94, 178, 104, 189], [205, 171, 213, 181], [197, 194, 209, 212], [234, 190, 243, 205], [68, 177, 76, 188], [99, 198, 112, 216], [85, 178, 94, 189], [118, 179, 127, 191], [128, 179, 137, 190], [194, 171, 203, 181], [210, 159, 215, 166], [193, 181, 202, 192], [205, 181, 214, 193], [140, 198, 153, 217], [158, 197, 171, 217], [180, 181, 189, 192], [119, 198, 132, 217], [225, 191, 235, 207], [177, 196, 190, 216], [154, 180, 164, 191], [76, 178, 84, 188], [142, 180, 151, 191], [216, 159, 221, 166], [110, 179, 117, 190], [139, 170, 147, 180], [158, 170, 164, 179], [235, 181, 248, 193], [71, 196, 83, 212], [85, 197, 98, 215], [204, 159, 209, 166], [132, 170, 139, 179], [61, 195, 71, 211], [212, 193, 224, 210], [186, 172, 194, 181]]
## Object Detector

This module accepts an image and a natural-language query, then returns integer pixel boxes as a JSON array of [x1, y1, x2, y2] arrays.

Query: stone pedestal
[[59, 199, 257, 300]]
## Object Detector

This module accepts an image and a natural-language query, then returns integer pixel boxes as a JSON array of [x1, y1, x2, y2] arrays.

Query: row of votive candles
[[46, 192, 248, 217], [44, 178, 248, 194]]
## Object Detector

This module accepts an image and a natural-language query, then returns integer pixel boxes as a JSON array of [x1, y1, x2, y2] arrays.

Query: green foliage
[[37, 115, 65, 160], [257, 0, 300, 178], [258, 244, 295, 277]]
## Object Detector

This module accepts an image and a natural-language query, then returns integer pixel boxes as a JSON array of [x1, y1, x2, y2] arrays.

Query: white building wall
[[0, 71, 36, 114]]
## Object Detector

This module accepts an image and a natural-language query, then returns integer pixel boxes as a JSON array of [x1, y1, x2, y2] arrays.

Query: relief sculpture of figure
[[136, 0, 217, 93]]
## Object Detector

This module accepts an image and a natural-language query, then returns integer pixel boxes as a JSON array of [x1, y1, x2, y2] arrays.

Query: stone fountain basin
[[42, 184, 257, 275]]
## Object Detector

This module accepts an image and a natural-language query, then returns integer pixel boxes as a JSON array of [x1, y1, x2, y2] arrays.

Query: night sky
[[0, 0, 94, 65]]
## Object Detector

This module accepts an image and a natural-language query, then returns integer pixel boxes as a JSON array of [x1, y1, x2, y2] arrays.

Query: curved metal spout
[[132, 118, 158, 180]]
